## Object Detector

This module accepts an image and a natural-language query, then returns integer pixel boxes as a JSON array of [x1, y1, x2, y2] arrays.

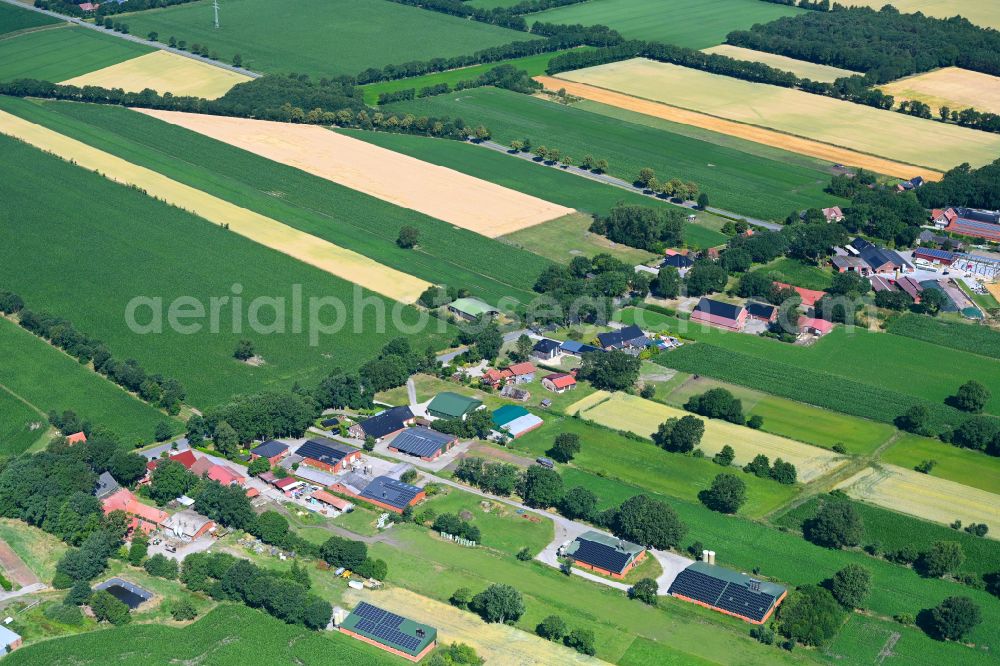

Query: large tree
[[918, 541, 965, 578], [652, 415, 705, 453], [950, 380, 991, 414], [830, 564, 872, 609], [471, 584, 525, 624], [803, 498, 863, 549], [558, 486, 597, 521], [578, 351, 641, 392], [549, 433, 580, 463], [778, 586, 843, 646], [519, 466, 563, 509], [699, 473, 747, 514], [684, 388, 744, 424], [610, 495, 686, 549], [927, 596, 982, 641]]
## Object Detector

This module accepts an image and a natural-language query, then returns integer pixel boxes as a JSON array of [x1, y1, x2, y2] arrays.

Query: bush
[[628, 577, 658, 605], [171, 597, 198, 621], [43, 602, 84, 626], [450, 587, 472, 609], [564, 628, 596, 656], [89, 589, 131, 625], [536, 614, 567, 641], [144, 553, 179, 579], [917, 541, 965, 578]]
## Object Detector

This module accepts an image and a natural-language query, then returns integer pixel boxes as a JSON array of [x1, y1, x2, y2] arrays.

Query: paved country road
[[0, 0, 260, 79], [476, 139, 783, 231]]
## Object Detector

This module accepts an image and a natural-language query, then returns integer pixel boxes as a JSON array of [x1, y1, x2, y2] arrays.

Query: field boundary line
[[535, 75, 944, 181], [0, 21, 68, 41], [0, 110, 433, 303]]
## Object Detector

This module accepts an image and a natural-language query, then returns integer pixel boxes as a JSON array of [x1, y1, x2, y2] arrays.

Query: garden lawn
[[120, 0, 536, 76], [0, 97, 544, 305], [6, 604, 397, 665], [513, 416, 798, 517], [0, 388, 47, 457], [619, 308, 1000, 420], [361, 49, 584, 105], [385, 87, 845, 222], [341, 128, 730, 251], [0, 135, 450, 409], [0, 26, 150, 82], [420, 487, 554, 556], [545, 468, 1000, 653], [774, 495, 1000, 577], [881, 433, 1000, 495], [664, 375, 895, 455], [755, 257, 833, 291], [505, 211, 660, 264], [0, 318, 173, 445], [529, 0, 804, 49], [0, 2, 60, 35]]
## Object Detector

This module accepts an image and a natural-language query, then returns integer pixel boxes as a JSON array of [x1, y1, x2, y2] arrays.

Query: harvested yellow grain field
[[0, 110, 431, 303], [837, 464, 1000, 537], [535, 76, 941, 181], [343, 587, 606, 665], [60, 50, 251, 100], [703, 45, 858, 83], [136, 109, 574, 237], [879, 67, 1000, 116], [573, 392, 846, 483], [554, 58, 1000, 171], [846, 0, 1000, 31]]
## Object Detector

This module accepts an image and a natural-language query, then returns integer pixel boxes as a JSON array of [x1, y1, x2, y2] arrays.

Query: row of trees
[[376, 64, 540, 105], [634, 168, 703, 205], [0, 291, 186, 419], [590, 203, 687, 253], [509, 139, 609, 174]]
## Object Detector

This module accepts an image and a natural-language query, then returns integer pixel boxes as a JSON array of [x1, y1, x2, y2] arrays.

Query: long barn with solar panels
[[387, 427, 457, 461], [339, 601, 437, 662], [668, 561, 787, 624]]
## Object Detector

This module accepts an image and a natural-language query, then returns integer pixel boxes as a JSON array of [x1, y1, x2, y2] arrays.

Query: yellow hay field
[[60, 50, 251, 100], [837, 464, 1000, 536], [535, 76, 941, 181], [551, 58, 1000, 171], [574, 392, 847, 483], [846, 0, 1000, 31], [0, 110, 431, 303], [343, 587, 606, 665], [136, 109, 574, 237], [879, 67, 1000, 116], [703, 45, 859, 83], [987, 281, 1000, 302]]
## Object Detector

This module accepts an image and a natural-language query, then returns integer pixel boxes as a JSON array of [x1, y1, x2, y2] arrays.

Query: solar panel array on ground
[[668, 564, 784, 623], [343, 601, 435, 655]]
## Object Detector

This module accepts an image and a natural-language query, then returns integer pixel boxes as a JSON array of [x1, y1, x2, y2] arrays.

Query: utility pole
[[213, 0, 220, 28]]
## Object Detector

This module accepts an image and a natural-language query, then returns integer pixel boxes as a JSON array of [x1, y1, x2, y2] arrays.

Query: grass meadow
[[6, 604, 397, 665], [121, 0, 536, 76], [387, 87, 845, 221], [775, 495, 1000, 577], [665, 375, 895, 455], [0, 134, 450, 408], [344, 128, 730, 251], [513, 416, 798, 517], [559, 59, 1000, 171], [0, 97, 546, 305], [882, 433, 1000, 495], [0, 2, 60, 35], [620, 308, 1000, 420], [756, 256, 834, 290], [0, 319, 172, 446], [0, 519, 67, 582], [0, 389, 47, 457], [528, 0, 804, 49], [0, 25, 150, 82]]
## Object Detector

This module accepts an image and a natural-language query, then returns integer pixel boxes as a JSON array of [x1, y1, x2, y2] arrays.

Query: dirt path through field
[[0, 110, 431, 303], [535, 76, 943, 181], [0, 538, 40, 588], [136, 109, 575, 237]]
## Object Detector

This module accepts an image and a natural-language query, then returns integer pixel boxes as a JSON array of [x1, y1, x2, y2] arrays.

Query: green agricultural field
[[513, 416, 798, 517], [361, 49, 583, 105], [755, 257, 833, 291], [343, 128, 730, 251], [775, 495, 1000, 577], [0, 2, 60, 35], [882, 433, 1000, 495], [0, 135, 450, 409], [824, 614, 995, 666], [0, 318, 173, 445], [121, 0, 536, 76], [6, 604, 396, 665], [0, 389, 47, 457], [421, 487, 554, 555], [619, 308, 1000, 419], [665, 375, 895, 455], [529, 0, 804, 49], [0, 97, 546, 305], [0, 519, 67, 582], [547, 469, 1000, 654], [887, 313, 1000, 360], [0, 25, 150, 82], [386, 87, 845, 221]]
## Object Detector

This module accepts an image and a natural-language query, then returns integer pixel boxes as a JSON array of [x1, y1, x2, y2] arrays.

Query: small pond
[[94, 578, 152, 609]]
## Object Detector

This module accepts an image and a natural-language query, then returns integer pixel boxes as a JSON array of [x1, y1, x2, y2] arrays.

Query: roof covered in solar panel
[[668, 562, 786, 623], [341, 601, 437, 656]]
